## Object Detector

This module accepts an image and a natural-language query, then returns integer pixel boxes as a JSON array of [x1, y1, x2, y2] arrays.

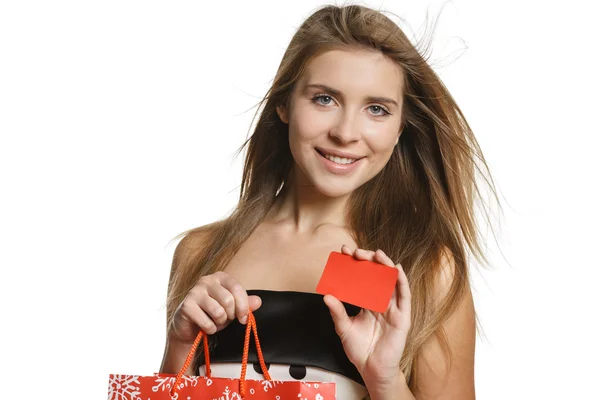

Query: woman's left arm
[[325, 246, 476, 400], [362, 370, 416, 400], [410, 249, 476, 399]]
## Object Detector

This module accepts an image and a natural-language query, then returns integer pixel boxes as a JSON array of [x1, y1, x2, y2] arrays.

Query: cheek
[[365, 130, 399, 158], [289, 104, 329, 142]]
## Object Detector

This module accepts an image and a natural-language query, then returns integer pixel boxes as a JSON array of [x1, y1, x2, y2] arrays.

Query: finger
[[340, 244, 353, 256], [197, 293, 228, 326], [180, 300, 217, 335], [207, 283, 237, 321], [248, 295, 262, 312], [219, 276, 253, 324], [323, 294, 352, 341], [353, 248, 376, 261], [373, 249, 396, 268], [395, 263, 411, 311]]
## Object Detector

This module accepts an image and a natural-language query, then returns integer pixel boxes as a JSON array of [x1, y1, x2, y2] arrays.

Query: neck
[[266, 169, 351, 234]]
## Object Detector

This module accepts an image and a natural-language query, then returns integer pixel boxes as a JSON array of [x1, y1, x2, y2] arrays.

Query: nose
[[328, 110, 361, 144]]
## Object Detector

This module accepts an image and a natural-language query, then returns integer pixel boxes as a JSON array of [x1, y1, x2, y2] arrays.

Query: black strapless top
[[197, 289, 364, 385]]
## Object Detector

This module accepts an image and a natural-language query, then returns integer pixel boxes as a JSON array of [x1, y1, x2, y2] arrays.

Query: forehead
[[299, 49, 404, 99]]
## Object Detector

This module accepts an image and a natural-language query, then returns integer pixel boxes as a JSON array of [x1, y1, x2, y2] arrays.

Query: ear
[[276, 105, 289, 124]]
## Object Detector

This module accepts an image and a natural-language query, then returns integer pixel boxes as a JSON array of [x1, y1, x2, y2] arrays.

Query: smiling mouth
[[315, 148, 363, 165]]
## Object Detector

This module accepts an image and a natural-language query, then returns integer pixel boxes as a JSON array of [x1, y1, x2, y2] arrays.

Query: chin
[[311, 178, 356, 198]]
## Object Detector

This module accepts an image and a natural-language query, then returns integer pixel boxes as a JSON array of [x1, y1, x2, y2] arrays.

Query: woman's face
[[277, 49, 404, 198]]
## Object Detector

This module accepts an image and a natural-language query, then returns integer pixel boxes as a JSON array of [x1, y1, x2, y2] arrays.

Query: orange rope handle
[[249, 312, 272, 381], [240, 315, 251, 396], [169, 329, 211, 397], [239, 309, 271, 397], [204, 332, 211, 377], [168, 310, 270, 398]]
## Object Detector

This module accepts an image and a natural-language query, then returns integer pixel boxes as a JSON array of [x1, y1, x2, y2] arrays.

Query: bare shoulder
[[435, 247, 462, 295], [170, 221, 223, 273], [412, 246, 476, 399]]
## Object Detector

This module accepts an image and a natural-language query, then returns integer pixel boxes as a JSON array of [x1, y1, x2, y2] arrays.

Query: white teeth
[[323, 153, 356, 165]]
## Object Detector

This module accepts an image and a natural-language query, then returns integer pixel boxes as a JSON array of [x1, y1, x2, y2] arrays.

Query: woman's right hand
[[169, 271, 262, 343]]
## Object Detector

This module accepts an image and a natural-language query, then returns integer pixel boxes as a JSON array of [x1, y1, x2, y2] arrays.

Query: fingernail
[[240, 315, 247, 324]]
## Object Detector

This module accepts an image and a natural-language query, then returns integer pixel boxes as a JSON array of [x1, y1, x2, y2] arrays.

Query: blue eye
[[312, 94, 333, 105], [311, 94, 391, 117], [368, 105, 390, 116]]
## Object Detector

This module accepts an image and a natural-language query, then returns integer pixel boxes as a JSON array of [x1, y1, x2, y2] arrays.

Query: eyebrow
[[304, 83, 399, 108]]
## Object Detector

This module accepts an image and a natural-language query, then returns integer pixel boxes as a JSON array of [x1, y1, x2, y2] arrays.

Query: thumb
[[323, 294, 352, 340]]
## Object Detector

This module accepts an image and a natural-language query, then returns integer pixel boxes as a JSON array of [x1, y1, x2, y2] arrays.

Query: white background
[[1, 0, 598, 398]]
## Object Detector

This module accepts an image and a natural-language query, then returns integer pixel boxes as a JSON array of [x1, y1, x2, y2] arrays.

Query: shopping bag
[[108, 309, 337, 399]]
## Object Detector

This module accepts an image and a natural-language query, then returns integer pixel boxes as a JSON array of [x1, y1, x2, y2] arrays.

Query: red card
[[316, 251, 399, 313]]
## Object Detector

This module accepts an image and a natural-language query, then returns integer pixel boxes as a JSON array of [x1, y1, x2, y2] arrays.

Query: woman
[[160, 4, 500, 399]]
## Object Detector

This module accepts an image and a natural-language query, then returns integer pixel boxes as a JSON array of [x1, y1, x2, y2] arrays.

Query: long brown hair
[[166, 3, 503, 390]]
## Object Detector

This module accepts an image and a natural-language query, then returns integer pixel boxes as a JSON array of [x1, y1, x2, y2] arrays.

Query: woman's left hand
[[323, 245, 412, 387]]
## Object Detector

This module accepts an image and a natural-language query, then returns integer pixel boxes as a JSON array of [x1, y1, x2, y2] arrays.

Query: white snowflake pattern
[[211, 386, 242, 400], [108, 374, 142, 400], [262, 379, 285, 392], [297, 391, 324, 400], [152, 375, 199, 393], [151, 376, 174, 393], [301, 382, 316, 387]]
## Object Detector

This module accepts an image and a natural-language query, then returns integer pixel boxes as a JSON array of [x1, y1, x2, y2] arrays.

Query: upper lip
[[315, 147, 365, 160]]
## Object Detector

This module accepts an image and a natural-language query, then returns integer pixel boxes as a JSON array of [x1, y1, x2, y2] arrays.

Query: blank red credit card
[[316, 251, 399, 313]]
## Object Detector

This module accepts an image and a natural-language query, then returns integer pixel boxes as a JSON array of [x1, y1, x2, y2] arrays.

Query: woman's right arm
[[159, 232, 208, 375], [159, 331, 199, 375], [158, 229, 261, 375]]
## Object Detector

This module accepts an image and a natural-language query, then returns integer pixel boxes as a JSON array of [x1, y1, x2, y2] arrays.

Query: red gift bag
[[108, 310, 337, 399]]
